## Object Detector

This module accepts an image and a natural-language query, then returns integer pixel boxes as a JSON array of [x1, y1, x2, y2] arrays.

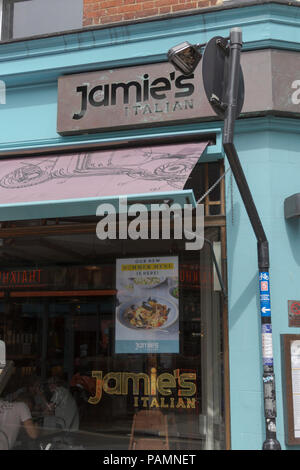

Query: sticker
[[291, 301, 300, 315], [260, 294, 270, 302], [262, 323, 273, 366], [260, 272, 271, 317], [288, 300, 300, 327], [259, 272, 269, 281], [263, 375, 274, 384]]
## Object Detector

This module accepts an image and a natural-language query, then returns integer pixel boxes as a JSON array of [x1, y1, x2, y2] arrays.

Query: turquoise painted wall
[[226, 120, 300, 449]]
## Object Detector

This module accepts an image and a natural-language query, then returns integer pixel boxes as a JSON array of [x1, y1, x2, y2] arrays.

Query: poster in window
[[115, 256, 179, 354]]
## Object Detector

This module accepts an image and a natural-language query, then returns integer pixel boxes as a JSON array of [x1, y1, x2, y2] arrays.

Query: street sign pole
[[167, 25, 281, 450], [221, 28, 281, 450]]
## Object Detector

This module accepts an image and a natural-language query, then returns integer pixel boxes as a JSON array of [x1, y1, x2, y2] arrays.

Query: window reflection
[[0, 227, 225, 450], [1, 0, 83, 41]]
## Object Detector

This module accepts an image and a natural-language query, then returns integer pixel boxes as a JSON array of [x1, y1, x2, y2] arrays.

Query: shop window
[[0, 0, 83, 41], [0, 216, 227, 450]]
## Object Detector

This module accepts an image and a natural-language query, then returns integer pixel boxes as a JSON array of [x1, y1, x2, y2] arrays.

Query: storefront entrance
[[0, 223, 227, 450], [0, 157, 228, 450]]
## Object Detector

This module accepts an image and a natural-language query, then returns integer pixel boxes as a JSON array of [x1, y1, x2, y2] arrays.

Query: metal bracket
[[216, 37, 229, 55], [209, 94, 227, 112]]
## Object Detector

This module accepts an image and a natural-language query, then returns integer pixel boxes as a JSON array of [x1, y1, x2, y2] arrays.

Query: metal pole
[[222, 28, 281, 450]]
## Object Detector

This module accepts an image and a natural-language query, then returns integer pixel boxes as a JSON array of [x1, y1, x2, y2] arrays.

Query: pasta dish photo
[[125, 298, 169, 328], [118, 297, 178, 330]]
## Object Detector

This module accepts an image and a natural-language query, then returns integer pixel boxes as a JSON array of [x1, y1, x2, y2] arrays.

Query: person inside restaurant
[[0, 394, 39, 450]]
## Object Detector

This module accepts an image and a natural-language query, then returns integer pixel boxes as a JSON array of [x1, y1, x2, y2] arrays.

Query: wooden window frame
[[281, 334, 300, 445]]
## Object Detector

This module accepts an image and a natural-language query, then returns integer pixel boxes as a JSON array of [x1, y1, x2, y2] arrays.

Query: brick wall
[[83, 0, 223, 27]]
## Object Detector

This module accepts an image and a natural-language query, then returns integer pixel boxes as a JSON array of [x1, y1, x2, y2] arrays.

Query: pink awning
[[0, 141, 208, 220]]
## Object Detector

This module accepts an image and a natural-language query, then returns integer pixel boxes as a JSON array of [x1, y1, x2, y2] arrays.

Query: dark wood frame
[[281, 334, 300, 445]]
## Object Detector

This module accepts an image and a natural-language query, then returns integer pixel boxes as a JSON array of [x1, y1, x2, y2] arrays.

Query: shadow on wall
[[229, 272, 258, 329], [226, 199, 240, 302], [284, 217, 300, 267], [226, 199, 260, 329]]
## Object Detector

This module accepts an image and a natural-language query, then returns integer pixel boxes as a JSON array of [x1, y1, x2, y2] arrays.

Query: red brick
[[100, 14, 124, 24], [141, 1, 155, 9], [84, 9, 100, 18], [172, 3, 197, 11], [197, 0, 211, 6], [83, 18, 94, 26], [93, 18, 100, 25], [155, 0, 178, 7], [103, 7, 119, 15], [117, 4, 143, 12], [159, 6, 171, 13], [135, 8, 159, 17], [83, 0, 221, 27], [84, 3, 101, 13], [123, 12, 137, 19], [99, 0, 120, 8]]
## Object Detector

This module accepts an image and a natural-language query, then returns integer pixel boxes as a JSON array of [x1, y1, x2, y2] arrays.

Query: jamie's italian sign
[[87, 367, 197, 410], [57, 62, 213, 135], [57, 50, 300, 135]]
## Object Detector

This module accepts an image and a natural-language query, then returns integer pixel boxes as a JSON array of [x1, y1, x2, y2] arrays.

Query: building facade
[[0, 0, 300, 451]]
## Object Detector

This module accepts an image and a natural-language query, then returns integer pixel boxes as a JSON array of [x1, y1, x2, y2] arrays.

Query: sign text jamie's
[[88, 368, 197, 410], [57, 62, 212, 135], [73, 72, 194, 120]]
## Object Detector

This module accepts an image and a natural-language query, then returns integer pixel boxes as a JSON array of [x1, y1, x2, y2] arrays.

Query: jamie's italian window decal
[[115, 256, 179, 354]]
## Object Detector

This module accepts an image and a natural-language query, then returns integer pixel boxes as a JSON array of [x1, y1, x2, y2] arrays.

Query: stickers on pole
[[259, 272, 271, 317], [259, 272, 273, 367], [262, 323, 273, 367]]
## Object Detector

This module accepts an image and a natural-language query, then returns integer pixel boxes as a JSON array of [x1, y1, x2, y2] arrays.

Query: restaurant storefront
[[0, 0, 232, 449], [0, 153, 228, 449], [2, 0, 300, 452]]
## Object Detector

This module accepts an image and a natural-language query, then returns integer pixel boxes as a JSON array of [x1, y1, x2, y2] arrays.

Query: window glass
[[0, 222, 226, 450], [12, 0, 83, 39]]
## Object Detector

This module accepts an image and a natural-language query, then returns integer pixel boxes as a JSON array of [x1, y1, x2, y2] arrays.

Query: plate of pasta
[[117, 297, 178, 330]]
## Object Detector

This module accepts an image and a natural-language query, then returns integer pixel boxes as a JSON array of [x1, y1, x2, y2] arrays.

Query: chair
[[129, 409, 169, 450]]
